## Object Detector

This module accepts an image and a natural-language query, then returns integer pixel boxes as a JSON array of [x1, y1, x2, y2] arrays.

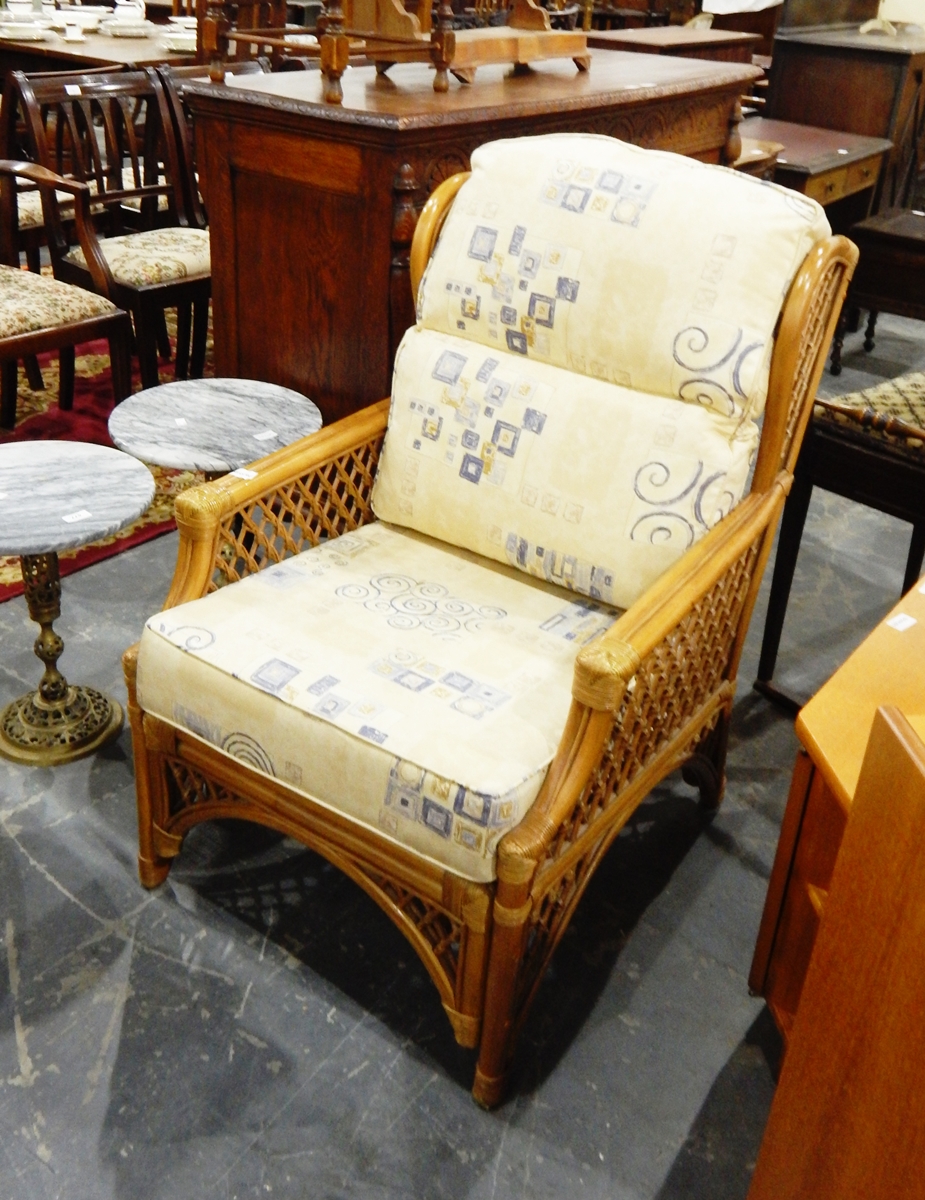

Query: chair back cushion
[[372, 134, 829, 608]]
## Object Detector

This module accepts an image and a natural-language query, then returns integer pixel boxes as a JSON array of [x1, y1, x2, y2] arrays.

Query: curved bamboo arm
[[409, 172, 469, 303], [162, 399, 390, 608], [498, 483, 784, 870], [752, 234, 858, 495]]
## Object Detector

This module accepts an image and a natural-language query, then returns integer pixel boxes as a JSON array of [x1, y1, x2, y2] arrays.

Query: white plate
[[162, 33, 196, 51], [51, 13, 100, 29], [0, 24, 48, 40], [168, 14, 198, 27]]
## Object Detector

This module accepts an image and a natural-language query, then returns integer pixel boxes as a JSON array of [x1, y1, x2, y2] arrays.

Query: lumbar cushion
[[373, 326, 756, 609]]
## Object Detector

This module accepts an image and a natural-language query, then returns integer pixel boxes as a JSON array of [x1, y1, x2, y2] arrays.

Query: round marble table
[[107, 378, 323, 474], [0, 442, 155, 766]]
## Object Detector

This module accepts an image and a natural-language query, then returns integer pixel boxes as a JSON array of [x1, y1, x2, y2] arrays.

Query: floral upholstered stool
[[755, 371, 925, 707]]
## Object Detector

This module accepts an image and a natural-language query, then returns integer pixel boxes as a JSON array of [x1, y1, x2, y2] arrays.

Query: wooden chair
[[0, 160, 133, 429], [12, 68, 210, 391], [754, 377, 925, 710], [122, 135, 856, 1107], [748, 705, 925, 1200]]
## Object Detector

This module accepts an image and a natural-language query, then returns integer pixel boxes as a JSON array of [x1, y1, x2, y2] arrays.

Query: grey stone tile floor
[[0, 314, 922, 1200]]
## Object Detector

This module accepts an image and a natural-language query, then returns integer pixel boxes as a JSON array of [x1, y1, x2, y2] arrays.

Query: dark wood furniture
[[766, 21, 925, 210], [587, 24, 760, 60], [750, 581, 925, 1041], [748, 705, 925, 1200], [709, 3, 783, 57], [0, 32, 196, 93], [0, 165, 133, 429], [186, 51, 759, 424], [830, 207, 925, 371], [15, 68, 210, 389], [754, 404, 925, 709], [740, 115, 892, 232]]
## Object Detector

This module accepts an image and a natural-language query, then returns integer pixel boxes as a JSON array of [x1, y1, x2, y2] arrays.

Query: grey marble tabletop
[[0, 441, 155, 558], [108, 378, 323, 472]]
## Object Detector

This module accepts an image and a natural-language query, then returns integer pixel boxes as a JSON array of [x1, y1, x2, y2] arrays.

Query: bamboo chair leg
[[175, 302, 192, 381], [24, 355, 44, 391], [58, 346, 75, 411], [190, 296, 209, 379], [0, 358, 17, 429]]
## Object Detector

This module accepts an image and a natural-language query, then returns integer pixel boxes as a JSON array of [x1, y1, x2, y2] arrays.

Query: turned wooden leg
[[864, 309, 879, 352], [59, 345, 75, 411], [830, 306, 847, 375]]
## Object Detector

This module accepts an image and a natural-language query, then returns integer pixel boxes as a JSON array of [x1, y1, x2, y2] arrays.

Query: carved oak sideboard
[[187, 52, 760, 423]]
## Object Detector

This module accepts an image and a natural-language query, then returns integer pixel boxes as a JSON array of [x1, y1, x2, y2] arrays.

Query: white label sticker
[[886, 612, 917, 632], [62, 509, 91, 523], [230, 467, 257, 480], [175, 417, 187, 427], [64, 84, 81, 96], [254, 430, 277, 442]]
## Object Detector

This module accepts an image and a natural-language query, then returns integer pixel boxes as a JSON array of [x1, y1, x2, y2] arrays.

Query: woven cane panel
[[780, 260, 845, 474], [512, 540, 761, 1011], [209, 436, 383, 591], [162, 756, 464, 998]]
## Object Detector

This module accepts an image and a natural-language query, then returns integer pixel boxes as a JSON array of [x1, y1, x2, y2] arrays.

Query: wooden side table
[[740, 115, 892, 233], [749, 579, 925, 1041], [587, 26, 761, 62]]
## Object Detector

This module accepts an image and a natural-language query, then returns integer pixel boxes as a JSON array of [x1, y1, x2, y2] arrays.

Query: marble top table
[[108, 378, 323, 474], [0, 442, 154, 765]]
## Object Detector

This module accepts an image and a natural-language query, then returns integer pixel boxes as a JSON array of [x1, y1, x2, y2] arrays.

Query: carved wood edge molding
[[183, 65, 760, 133]]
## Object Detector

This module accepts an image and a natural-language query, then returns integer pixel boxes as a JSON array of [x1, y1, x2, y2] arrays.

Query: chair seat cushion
[[815, 373, 925, 456], [373, 326, 757, 609], [17, 167, 170, 231], [136, 522, 618, 882], [0, 263, 119, 339], [64, 226, 210, 287]]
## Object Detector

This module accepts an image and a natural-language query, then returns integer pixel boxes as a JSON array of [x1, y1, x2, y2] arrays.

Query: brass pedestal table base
[[0, 553, 122, 765], [0, 441, 155, 767]]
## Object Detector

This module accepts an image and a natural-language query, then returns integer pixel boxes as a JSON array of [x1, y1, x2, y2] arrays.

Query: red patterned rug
[[0, 324, 210, 603]]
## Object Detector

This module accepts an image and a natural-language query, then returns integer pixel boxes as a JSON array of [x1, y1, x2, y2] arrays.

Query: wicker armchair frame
[[123, 175, 857, 1107]]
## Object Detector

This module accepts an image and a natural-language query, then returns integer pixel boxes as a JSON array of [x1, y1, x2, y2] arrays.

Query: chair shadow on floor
[[171, 775, 714, 1096]]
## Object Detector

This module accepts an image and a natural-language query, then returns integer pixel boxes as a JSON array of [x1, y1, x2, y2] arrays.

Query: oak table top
[[795, 579, 925, 810], [586, 26, 761, 61], [0, 28, 196, 77]]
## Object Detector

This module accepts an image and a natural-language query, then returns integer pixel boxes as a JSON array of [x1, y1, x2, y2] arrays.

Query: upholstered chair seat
[[813, 372, 925, 453], [64, 226, 211, 289], [16, 167, 171, 231], [0, 262, 120, 337]]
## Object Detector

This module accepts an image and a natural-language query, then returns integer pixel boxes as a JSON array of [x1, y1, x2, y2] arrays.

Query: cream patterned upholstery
[[0, 262, 119, 338], [64, 226, 210, 287], [138, 134, 830, 880], [374, 134, 829, 610], [137, 522, 616, 882]]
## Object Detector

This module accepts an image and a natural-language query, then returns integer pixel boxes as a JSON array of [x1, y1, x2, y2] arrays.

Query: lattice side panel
[[511, 540, 762, 1012], [780, 260, 846, 474], [165, 756, 243, 818], [209, 435, 384, 590], [360, 868, 463, 995]]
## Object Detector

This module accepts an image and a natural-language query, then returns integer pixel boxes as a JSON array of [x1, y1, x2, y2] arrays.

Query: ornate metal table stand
[[0, 553, 122, 765]]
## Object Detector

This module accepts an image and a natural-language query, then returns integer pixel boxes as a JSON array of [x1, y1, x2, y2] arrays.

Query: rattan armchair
[[123, 138, 856, 1107]]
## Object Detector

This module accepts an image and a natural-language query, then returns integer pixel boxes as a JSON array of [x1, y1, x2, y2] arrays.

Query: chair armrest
[[502, 480, 787, 868], [162, 399, 390, 608], [0, 157, 116, 296]]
